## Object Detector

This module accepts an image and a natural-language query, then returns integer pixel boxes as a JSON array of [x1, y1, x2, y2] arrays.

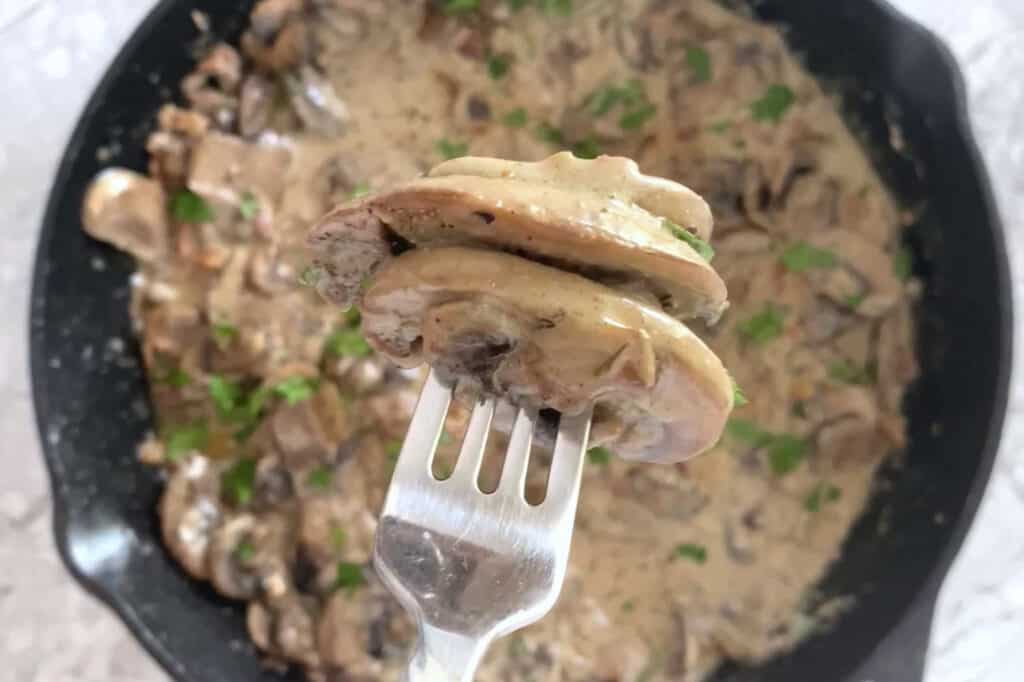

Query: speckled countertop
[[0, 1, 1021, 681]]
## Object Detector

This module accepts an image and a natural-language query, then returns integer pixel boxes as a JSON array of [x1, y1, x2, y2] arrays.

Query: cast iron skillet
[[30, 1, 1011, 681]]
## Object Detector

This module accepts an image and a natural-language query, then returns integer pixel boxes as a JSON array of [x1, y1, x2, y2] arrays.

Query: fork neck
[[402, 623, 492, 682]]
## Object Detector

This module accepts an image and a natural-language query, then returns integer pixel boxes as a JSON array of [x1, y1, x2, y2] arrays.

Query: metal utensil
[[374, 368, 593, 682]]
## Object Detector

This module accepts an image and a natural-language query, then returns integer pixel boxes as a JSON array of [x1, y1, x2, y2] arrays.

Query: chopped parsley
[[487, 53, 511, 80], [571, 137, 601, 160], [435, 138, 469, 160], [671, 543, 708, 564], [725, 419, 809, 476], [442, 0, 479, 15], [664, 219, 714, 262], [273, 376, 318, 405], [170, 189, 215, 223], [208, 376, 243, 417], [349, 182, 371, 199], [791, 400, 807, 418], [211, 322, 238, 350], [619, 102, 658, 130], [586, 79, 656, 131], [751, 84, 796, 123], [622, 600, 635, 612], [540, 0, 572, 16], [335, 562, 367, 592], [235, 540, 255, 563], [844, 292, 867, 310], [828, 359, 873, 385], [221, 457, 257, 506], [330, 525, 346, 550], [385, 439, 402, 464], [892, 246, 913, 281], [158, 364, 190, 388], [731, 378, 748, 407], [780, 242, 839, 272], [766, 435, 808, 476], [506, 0, 531, 9], [708, 120, 731, 134], [298, 266, 322, 288], [804, 482, 842, 512], [307, 466, 333, 490], [502, 108, 528, 128], [324, 327, 371, 358], [164, 421, 209, 461], [238, 191, 259, 220], [685, 45, 712, 83], [534, 122, 565, 146], [737, 305, 786, 344], [587, 446, 612, 465]]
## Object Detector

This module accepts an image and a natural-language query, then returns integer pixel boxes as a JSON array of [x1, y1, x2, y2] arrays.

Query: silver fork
[[374, 369, 593, 682]]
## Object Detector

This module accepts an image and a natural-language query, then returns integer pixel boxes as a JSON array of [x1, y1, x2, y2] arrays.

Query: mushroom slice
[[359, 247, 733, 463], [159, 455, 225, 580], [307, 152, 727, 323], [805, 228, 902, 318], [82, 168, 170, 262]]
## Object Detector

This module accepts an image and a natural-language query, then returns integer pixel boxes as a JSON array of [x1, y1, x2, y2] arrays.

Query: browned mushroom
[[82, 168, 170, 262], [308, 153, 726, 324], [805, 228, 903, 317], [359, 247, 733, 463], [159, 455, 225, 580], [248, 593, 322, 667]]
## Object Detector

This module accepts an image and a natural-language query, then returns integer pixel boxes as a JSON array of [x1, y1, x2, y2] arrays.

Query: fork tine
[[541, 406, 593, 512], [497, 407, 536, 497], [449, 397, 496, 485], [394, 368, 453, 480]]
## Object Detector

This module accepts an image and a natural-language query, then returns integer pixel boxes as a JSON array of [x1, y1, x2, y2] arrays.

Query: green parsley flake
[[235, 540, 255, 563], [170, 189, 215, 223], [211, 322, 238, 350], [804, 482, 842, 512], [571, 137, 601, 160], [159, 365, 190, 388], [502, 108, 528, 128], [487, 53, 511, 80], [671, 543, 708, 564], [350, 183, 371, 199], [725, 419, 809, 476], [541, 0, 572, 16], [892, 246, 913, 281], [766, 435, 808, 476], [780, 242, 839, 272], [385, 440, 402, 464], [622, 600, 635, 612], [436, 138, 469, 160], [306, 466, 333, 490], [208, 376, 243, 417], [298, 266, 322, 288], [443, 0, 479, 15], [330, 525, 346, 550], [844, 292, 867, 310], [506, 0, 530, 10], [664, 219, 714, 262], [325, 328, 371, 358], [222, 457, 257, 506], [751, 84, 796, 122], [335, 562, 367, 592], [708, 120, 731, 134], [273, 376, 318, 405], [239, 191, 260, 220], [619, 102, 658, 130], [685, 46, 711, 83], [737, 305, 786, 344], [535, 122, 565, 146], [828, 359, 873, 385], [164, 422, 209, 461], [731, 378, 748, 407], [587, 446, 612, 465]]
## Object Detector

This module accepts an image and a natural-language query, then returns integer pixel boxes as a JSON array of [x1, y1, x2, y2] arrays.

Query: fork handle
[[403, 623, 491, 682]]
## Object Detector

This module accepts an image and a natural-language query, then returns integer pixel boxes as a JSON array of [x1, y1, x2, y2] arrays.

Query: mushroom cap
[[82, 167, 169, 262], [307, 153, 727, 323], [360, 246, 733, 463]]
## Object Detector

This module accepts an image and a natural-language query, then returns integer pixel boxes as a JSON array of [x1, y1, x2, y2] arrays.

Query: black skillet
[[29, 1, 1011, 680]]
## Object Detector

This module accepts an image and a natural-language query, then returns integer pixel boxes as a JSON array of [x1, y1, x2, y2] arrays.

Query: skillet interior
[[29, 1, 1010, 681]]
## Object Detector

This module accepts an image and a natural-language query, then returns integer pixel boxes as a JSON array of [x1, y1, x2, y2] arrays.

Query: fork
[[374, 368, 593, 682]]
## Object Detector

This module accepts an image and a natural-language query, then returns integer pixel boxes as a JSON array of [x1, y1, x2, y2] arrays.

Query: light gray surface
[[0, 1, 1021, 681]]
